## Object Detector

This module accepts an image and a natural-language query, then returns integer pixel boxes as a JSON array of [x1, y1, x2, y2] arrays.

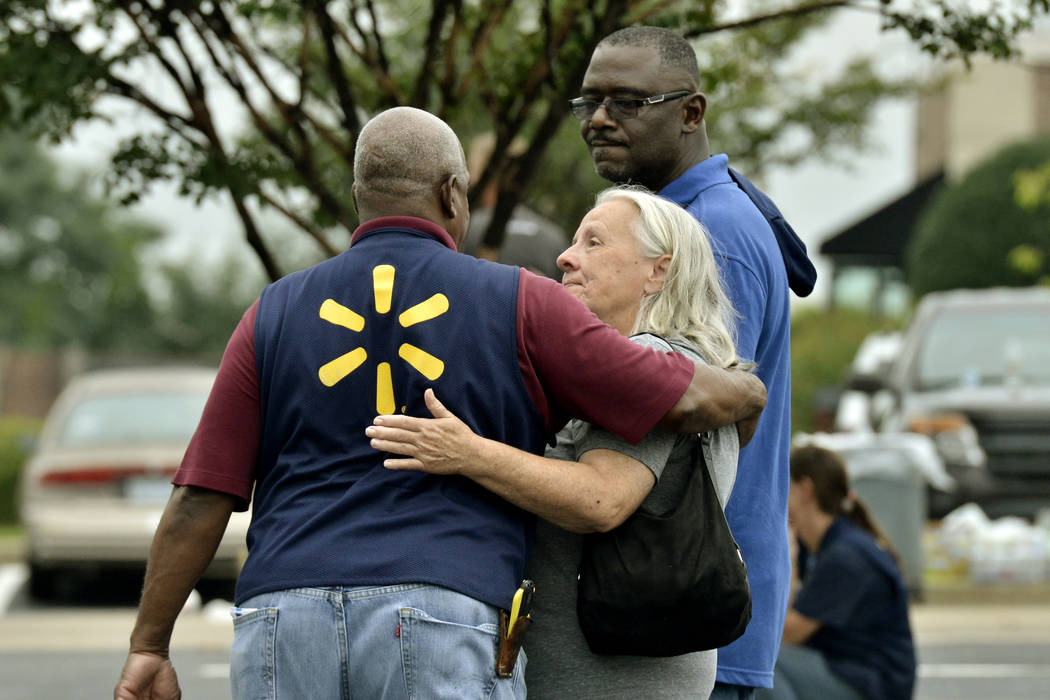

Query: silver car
[[20, 366, 250, 599]]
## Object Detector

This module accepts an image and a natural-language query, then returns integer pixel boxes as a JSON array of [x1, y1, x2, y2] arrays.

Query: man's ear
[[439, 174, 461, 220], [681, 92, 707, 134], [351, 182, 360, 215], [644, 254, 672, 295]]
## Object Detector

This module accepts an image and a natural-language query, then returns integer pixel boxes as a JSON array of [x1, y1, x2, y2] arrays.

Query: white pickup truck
[[849, 286, 1050, 519]]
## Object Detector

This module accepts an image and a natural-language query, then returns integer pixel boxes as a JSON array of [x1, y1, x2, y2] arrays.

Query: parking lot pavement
[[3, 561, 1047, 653], [911, 601, 1050, 644]]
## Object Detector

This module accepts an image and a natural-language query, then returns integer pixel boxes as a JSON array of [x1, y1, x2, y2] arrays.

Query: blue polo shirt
[[794, 518, 917, 700], [662, 155, 794, 688]]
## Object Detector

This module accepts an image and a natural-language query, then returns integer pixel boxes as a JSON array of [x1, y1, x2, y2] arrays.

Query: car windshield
[[915, 306, 1050, 390], [57, 392, 208, 448]]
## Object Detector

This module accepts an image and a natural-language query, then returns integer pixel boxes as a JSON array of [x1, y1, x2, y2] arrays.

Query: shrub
[[907, 137, 1050, 297], [0, 416, 43, 524], [790, 308, 901, 434]]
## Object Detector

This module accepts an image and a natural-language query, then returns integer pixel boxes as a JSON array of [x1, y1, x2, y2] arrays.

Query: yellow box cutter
[[507, 579, 535, 637]]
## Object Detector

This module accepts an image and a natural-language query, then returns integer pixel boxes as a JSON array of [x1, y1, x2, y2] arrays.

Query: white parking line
[[0, 563, 29, 614], [920, 663, 1050, 678]]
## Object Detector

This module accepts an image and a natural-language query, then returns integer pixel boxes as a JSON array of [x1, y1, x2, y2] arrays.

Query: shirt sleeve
[[172, 300, 261, 510], [571, 335, 679, 480], [515, 271, 695, 444], [573, 421, 676, 482]]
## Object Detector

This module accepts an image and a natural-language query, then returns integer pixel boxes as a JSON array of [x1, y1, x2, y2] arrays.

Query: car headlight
[[907, 413, 986, 469]]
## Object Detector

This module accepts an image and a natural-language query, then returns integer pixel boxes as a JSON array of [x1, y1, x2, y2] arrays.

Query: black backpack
[[576, 433, 752, 657]]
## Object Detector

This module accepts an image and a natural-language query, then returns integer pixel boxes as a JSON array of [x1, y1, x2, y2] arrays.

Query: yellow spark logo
[[317, 264, 449, 414]]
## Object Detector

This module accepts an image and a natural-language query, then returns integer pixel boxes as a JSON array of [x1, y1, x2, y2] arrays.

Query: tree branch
[[195, 9, 353, 162], [413, 0, 453, 107], [478, 0, 628, 251], [120, 4, 283, 280], [103, 77, 196, 139], [345, 0, 404, 104], [683, 0, 852, 37], [437, 0, 464, 117], [257, 187, 342, 258], [470, 0, 601, 211], [365, 0, 391, 75], [296, 12, 312, 114], [231, 194, 281, 281], [311, 1, 362, 142], [453, 0, 514, 100], [185, 6, 355, 230], [480, 31, 597, 252], [115, 1, 198, 117]]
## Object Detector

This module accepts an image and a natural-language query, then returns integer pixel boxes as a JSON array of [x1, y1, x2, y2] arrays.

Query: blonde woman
[[368, 186, 753, 699]]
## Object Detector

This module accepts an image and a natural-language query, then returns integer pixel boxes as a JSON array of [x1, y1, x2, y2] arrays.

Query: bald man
[[115, 107, 765, 700]]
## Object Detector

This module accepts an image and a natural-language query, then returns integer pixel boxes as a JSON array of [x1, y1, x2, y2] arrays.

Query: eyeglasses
[[568, 91, 692, 121]]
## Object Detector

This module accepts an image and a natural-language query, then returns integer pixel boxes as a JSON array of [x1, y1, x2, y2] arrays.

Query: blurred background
[[1, 2, 1050, 698]]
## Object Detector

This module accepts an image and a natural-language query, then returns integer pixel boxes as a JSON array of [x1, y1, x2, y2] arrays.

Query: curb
[[920, 581, 1050, 606]]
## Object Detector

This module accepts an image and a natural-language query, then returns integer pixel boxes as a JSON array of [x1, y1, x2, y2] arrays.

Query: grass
[[0, 524, 22, 537], [0, 524, 24, 564]]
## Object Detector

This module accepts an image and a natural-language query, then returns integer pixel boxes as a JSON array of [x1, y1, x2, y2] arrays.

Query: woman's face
[[787, 478, 802, 526], [787, 476, 816, 527], [557, 199, 656, 335]]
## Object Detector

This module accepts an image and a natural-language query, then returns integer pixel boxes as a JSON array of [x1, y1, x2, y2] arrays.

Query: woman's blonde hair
[[593, 186, 744, 369]]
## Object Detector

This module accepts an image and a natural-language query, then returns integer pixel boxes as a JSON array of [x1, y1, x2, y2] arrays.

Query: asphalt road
[[1, 563, 1049, 699]]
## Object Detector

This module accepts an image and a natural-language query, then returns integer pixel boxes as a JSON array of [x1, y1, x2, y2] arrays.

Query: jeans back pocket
[[230, 607, 278, 700]]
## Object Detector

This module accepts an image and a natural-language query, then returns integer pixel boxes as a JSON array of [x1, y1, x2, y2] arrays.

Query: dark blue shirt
[[794, 518, 917, 700], [241, 220, 548, 608]]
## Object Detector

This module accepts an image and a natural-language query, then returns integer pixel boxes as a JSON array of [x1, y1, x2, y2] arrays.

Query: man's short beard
[[595, 161, 663, 191], [594, 161, 633, 185]]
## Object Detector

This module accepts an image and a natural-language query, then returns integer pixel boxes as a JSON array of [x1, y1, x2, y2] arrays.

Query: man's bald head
[[353, 107, 469, 203]]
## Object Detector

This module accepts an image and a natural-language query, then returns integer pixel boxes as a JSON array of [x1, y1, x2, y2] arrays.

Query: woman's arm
[[367, 389, 655, 533], [782, 608, 822, 645]]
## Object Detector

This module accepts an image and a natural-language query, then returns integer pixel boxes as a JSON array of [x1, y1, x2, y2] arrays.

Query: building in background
[[820, 30, 1050, 315]]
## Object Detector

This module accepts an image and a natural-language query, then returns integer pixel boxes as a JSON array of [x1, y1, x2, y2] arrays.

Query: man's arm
[[114, 486, 235, 700], [518, 273, 765, 443], [657, 363, 766, 445]]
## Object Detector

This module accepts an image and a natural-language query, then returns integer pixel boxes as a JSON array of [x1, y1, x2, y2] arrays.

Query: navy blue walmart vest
[[238, 223, 548, 609]]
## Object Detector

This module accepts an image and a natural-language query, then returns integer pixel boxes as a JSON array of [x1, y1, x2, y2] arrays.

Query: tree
[[2, 1, 1046, 280], [152, 254, 267, 355], [0, 127, 261, 355], [0, 129, 160, 350], [906, 136, 1050, 297], [790, 306, 898, 433], [1014, 156, 1050, 285]]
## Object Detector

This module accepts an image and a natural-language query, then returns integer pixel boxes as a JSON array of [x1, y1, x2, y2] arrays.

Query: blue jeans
[[230, 583, 526, 699], [754, 644, 863, 700], [711, 681, 757, 700]]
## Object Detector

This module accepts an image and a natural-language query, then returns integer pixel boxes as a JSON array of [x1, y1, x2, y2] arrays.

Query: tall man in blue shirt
[[572, 26, 816, 699]]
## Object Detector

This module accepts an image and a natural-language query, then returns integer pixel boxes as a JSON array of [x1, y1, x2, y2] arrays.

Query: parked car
[[850, 287, 1050, 518], [834, 330, 903, 433], [19, 366, 249, 599]]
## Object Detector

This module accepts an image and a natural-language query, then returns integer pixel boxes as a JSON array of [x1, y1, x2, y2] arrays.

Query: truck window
[[914, 307, 1050, 391]]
